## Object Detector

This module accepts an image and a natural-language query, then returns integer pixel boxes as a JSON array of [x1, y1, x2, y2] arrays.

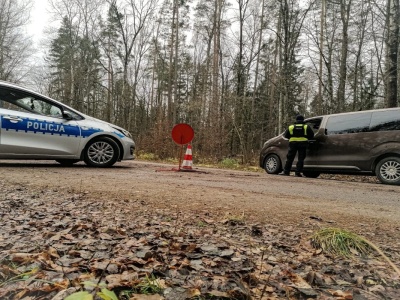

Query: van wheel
[[375, 157, 400, 185], [84, 137, 120, 167], [264, 154, 282, 174], [302, 171, 320, 178]]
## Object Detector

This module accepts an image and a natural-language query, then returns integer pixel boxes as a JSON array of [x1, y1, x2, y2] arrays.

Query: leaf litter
[[0, 181, 399, 300]]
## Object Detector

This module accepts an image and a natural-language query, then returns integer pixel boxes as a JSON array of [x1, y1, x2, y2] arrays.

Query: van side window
[[326, 112, 372, 135], [306, 118, 322, 133], [369, 110, 400, 131]]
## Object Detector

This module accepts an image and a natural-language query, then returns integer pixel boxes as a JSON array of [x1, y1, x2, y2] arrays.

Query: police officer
[[279, 115, 314, 177]]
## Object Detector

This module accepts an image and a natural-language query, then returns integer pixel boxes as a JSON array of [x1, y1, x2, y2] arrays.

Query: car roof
[[0, 80, 48, 99]]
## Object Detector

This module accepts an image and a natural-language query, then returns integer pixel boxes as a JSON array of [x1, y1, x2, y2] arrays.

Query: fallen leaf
[[129, 294, 164, 300], [285, 270, 312, 289], [188, 288, 201, 297], [47, 247, 60, 259], [208, 290, 230, 297], [327, 289, 353, 299]]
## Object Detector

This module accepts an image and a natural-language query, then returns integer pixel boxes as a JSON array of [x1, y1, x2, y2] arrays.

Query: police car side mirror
[[62, 111, 73, 120]]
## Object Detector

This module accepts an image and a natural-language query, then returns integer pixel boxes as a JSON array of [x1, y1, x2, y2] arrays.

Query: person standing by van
[[279, 115, 314, 177]]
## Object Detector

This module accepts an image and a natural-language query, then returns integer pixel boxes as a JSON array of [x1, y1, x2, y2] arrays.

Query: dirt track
[[1, 159, 400, 238], [1, 159, 400, 299]]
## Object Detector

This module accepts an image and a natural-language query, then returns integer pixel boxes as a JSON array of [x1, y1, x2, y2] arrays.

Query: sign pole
[[178, 143, 183, 170]]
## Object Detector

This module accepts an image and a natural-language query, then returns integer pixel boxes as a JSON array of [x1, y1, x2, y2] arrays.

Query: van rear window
[[370, 110, 400, 131], [326, 112, 372, 135]]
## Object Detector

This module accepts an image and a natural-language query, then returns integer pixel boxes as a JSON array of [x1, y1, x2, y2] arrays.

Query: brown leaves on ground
[[0, 182, 399, 300]]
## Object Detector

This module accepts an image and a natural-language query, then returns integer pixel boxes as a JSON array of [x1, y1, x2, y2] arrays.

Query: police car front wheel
[[84, 137, 120, 167]]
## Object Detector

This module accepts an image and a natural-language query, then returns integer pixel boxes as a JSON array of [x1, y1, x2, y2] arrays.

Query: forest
[[1, 0, 399, 163]]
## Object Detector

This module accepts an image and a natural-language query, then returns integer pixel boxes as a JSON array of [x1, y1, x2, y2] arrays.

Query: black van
[[259, 108, 400, 185]]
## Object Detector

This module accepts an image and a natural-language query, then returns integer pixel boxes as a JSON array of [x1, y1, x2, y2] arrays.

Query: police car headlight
[[114, 127, 132, 138], [121, 129, 132, 138]]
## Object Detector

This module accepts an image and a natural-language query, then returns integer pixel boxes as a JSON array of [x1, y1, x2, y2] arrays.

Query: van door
[[368, 109, 400, 157], [313, 112, 373, 171], [301, 118, 323, 166]]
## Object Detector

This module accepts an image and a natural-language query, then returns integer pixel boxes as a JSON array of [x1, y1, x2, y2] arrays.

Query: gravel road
[[1, 159, 400, 234]]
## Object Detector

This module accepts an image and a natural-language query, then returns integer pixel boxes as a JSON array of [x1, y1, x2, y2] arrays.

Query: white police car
[[0, 81, 135, 167]]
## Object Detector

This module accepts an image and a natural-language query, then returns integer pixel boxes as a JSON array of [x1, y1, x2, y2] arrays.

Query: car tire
[[375, 156, 400, 185], [84, 137, 120, 167], [302, 171, 320, 178], [264, 154, 282, 174], [56, 159, 80, 166]]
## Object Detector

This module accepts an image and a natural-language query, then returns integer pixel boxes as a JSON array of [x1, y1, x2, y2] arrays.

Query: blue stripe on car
[[1, 116, 103, 137], [81, 127, 104, 138], [113, 131, 125, 138]]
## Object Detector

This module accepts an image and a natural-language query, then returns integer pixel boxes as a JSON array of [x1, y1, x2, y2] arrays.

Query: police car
[[0, 81, 135, 167]]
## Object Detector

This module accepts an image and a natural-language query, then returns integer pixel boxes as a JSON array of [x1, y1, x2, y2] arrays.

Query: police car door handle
[[3, 116, 23, 122]]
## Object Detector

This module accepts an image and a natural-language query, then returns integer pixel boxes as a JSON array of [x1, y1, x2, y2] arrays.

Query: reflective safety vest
[[288, 124, 309, 142]]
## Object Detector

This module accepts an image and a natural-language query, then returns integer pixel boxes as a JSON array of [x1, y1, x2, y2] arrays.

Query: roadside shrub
[[220, 158, 239, 168], [136, 151, 159, 161]]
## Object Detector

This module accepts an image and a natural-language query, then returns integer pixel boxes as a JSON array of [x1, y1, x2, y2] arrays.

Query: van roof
[[308, 107, 400, 120]]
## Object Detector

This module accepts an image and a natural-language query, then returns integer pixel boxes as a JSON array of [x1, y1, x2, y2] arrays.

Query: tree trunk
[[336, 0, 352, 112], [168, 0, 177, 123], [318, 0, 326, 115], [386, 0, 399, 107]]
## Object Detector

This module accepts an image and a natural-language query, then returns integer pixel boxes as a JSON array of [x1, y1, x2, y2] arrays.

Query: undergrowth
[[136, 151, 261, 172]]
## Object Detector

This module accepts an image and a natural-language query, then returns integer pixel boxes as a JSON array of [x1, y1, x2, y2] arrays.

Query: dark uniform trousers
[[284, 141, 308, 173]]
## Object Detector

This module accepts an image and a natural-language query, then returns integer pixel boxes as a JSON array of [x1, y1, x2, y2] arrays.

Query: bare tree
[[0, 0, 34, 82], [278, 0, 312, 126], [350, 0, 370, 111]]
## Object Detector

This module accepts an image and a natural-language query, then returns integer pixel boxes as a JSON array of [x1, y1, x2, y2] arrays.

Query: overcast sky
[[28, 0, 50, 43]]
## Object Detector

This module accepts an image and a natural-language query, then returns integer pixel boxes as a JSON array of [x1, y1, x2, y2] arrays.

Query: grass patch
[[223, 212, 246, 225], [311, 228, 400, 276], [198, 157, 261, 172], [134, 274, 163, 295], [197, 221, 207, 227], [136, 152, 160, 161], [220, 158, 240, 168], [311, 228, 372, 257], [0, 260, 39, 288]]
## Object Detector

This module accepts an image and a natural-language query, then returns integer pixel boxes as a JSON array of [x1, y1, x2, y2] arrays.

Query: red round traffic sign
[[171, 123, 194, 145]]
